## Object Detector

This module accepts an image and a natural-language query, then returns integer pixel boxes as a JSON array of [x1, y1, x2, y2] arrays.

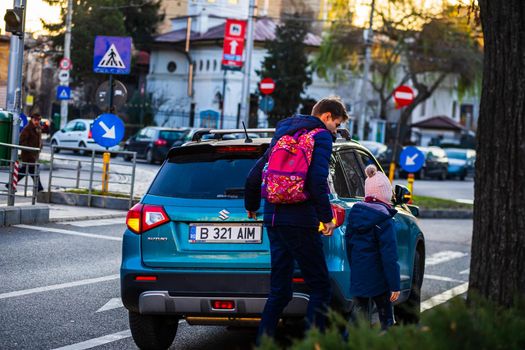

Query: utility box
[[0, 111, 13, 165], [52, 113, 61, 134]]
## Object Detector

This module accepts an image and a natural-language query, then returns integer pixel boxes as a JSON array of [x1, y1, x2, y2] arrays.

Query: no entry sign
[[393, 85, 414, 109], [259, 78, 275, 95]]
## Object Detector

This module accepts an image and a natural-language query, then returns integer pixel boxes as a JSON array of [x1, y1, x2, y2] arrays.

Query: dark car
[[123, 127, 190, 163], [400, 146, 449, 180], [444, 148, 476, 180]]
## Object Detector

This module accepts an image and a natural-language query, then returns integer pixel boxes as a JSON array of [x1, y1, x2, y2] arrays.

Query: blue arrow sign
[[400, 146, 426, 173], [56, 86, 71, 100], [259, 96, 275, 113], [93, 36, 132, 75], [19, 113, 28, 131], [91, 113, 125, 148]]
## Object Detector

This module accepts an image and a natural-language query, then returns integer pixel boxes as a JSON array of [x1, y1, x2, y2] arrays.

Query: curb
[[38, 191, 139, 211], [0, 205, 50, 227], [49, 213, 127, 223], [418, 209, 473, 219]]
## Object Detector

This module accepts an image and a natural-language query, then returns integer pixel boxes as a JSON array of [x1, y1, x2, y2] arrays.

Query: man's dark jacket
[[19, 122, 42, 163], [244, 114, 334, 228], [345, 201, 400, 297]]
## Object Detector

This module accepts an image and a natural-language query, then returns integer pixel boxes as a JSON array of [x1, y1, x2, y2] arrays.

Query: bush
[[258, 297, 525, 350]]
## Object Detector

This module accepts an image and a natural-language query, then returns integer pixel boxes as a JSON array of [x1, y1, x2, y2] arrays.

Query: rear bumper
[[138, 290, 309, 317]]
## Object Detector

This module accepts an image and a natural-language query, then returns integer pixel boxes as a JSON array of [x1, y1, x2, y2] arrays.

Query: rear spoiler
[[192, 128, 275, 142], [191, 128, 354, 142]]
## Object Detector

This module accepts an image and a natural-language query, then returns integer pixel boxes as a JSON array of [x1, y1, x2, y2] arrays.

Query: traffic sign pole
[[407, 173, 414, 204], [108, 74, 114, 113], [101, 152, 110, 194]]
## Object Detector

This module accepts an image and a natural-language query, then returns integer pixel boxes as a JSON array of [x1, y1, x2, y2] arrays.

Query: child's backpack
[[261, 128, 327, 204]]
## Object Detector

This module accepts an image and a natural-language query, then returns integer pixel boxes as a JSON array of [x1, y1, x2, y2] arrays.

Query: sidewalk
[[47, 203, 127, 222]]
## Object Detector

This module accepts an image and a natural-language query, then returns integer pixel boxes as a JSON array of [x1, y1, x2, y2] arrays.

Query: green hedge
[[258, 297, 525, 350]]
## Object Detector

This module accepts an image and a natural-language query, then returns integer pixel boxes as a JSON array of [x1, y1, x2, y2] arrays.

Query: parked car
[[400, 146, 449, 180], [50, 118, 119, 154], [359, 141, 393, 173], [120, 129, 426, 350], [444, 148, 476, 180], [122, 127, 190, 163]]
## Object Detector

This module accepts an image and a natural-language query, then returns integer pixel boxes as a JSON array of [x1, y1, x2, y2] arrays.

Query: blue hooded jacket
[[346, 201, 400, 297], [244, 114, 334, 228]]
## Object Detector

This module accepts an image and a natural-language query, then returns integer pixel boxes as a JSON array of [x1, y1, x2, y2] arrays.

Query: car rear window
[[148, 146, 265, 199], [159, 130, 187, 141]]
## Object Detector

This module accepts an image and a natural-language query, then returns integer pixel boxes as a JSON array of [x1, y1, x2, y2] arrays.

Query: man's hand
[[390, 291, 400, 302], [247, 211, 257, 220], [321, 221, 335, 236]]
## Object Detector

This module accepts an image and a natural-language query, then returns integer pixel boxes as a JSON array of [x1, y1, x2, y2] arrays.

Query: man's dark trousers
[[17, 164, 43, 191], [257, 225, 332, 342]]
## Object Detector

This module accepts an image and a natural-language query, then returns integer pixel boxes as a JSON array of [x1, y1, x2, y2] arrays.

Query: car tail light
[[126, 203, 169, 234], [292, 277, 305, 283], [216, 146, 259, 153], [211, 300, 235, 310], [135, 275, 157, 281], [88, 129, 93, 139], [154, 139, 168, 147]]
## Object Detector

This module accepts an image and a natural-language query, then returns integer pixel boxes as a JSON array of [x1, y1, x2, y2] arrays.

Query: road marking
[[426, 250, 468, 266], [455, 199, 474, 204], [0, 274, 119, 300], [51, 330, 131, 350], [58, 218, 124, 227], [459, 268, 470, 275], [97, 298, 123, 313], [424, 274, 465, 283], [52, 320, 186, 350], [421, 282, 469, 312], [15, 224, 122, 241]]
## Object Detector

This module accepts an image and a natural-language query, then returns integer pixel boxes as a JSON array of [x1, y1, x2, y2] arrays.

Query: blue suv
[[121, 129, 425, 350]]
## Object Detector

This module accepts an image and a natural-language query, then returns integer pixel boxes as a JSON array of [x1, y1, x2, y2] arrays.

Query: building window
[[213, 60, 217, 71], [420, 99, 426, 117], [199, 60, 203, 71], [452, 101, 457, 119], [206, 60, 210, 71], [167, 61, 177, 73]]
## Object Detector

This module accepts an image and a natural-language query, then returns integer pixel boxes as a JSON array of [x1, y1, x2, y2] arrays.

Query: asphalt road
[[0, 217, 472, 350]]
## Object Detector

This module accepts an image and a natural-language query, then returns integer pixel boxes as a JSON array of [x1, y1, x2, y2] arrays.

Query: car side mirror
[[60, 129, 65, 133], [394, 184, 411, 205]]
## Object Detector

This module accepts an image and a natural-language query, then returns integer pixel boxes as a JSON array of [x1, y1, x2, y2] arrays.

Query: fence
[[0, 142, 42, 206], [47, 145, 138, 208]]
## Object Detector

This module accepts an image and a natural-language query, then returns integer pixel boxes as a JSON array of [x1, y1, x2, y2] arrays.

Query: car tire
[[418, 168, 425, 180], [460, 171, 466, 181], [78, 142, 87, 156], [439, 169, 447, 181], [51, 140, 60, 154], [395, 248, 423, 325], [129, 311, 178, 350], [146, 149, 155, 164]]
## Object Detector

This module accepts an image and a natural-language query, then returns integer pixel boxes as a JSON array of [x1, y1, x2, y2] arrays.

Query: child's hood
[[348, 202, 397, 232]]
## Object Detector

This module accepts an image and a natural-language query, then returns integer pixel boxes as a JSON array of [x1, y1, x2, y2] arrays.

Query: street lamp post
[[60, 0, 73, 129], [239, 0, 256, 128]]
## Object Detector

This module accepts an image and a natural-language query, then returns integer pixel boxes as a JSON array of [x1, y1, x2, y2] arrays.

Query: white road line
[[0, 274, 119, 300], [51, 330, 132, 350], [96, 298, 124, 313], [424, 274, 465, 283], [15, 224, 122, 241], [59, 218, 125, 227], [459, 268, 470, 275], [426, 251, 468, 266], [52, 320, 186, 350], [421, 282, 469, 312]]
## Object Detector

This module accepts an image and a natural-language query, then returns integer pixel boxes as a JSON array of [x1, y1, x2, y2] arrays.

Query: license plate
[[189, 223, 262, 243]]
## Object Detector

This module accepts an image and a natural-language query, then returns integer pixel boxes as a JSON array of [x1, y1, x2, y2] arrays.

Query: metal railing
[[0, 142, 41, 206], [47, 145, 138, 208]]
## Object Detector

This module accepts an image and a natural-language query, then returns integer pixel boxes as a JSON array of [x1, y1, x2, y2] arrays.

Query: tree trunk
[[469, 0, 525, 306]]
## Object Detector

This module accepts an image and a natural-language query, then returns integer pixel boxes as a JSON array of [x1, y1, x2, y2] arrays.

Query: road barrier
[[47, 145, 137, 208], [0, 142, 42, 206]]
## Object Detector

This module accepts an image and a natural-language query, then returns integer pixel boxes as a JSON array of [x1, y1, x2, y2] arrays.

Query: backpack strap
[[308, 128, 329, 137]]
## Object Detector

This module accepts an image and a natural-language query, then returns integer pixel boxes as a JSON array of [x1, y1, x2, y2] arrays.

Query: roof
[[154, 18, 322, 47], [411, 116, 465, 131]]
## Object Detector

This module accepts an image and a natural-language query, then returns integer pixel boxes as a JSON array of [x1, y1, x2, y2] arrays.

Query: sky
[[0, 0, 60, 36]]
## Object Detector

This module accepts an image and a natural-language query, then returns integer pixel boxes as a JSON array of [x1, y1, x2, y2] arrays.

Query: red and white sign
[[259, 78, 275, 95], [393, 85, 414, 109], [59, 57, 73, 71], [222, 19, 247, 69]]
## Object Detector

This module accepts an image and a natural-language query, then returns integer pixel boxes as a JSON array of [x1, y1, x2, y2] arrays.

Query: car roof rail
[[192, 128, 276, 142]]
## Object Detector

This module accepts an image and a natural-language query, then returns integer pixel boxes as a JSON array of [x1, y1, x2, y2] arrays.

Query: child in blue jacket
[[346, 164, 400, 330]]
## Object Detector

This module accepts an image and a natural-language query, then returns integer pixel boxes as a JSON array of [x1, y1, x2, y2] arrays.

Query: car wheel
[[123, 149, 132, 162], [460, 171, 466, 181], [395, 249, 423, 324], [51, 140, 60, 154], [78, 142, 87, 156], [146, 149, 155, 164], [418, 168, 425, 180], [129, 311, 178, 350], [439, 169, 447, 181]]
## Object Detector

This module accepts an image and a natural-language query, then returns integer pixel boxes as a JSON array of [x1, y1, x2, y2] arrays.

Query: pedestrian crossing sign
[[93, 36, 132, 75], [56, 86, 71, 100]]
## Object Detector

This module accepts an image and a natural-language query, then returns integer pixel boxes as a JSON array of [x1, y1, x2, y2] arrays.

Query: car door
[[129, 128, 149, 157], [72, 121, 87, 145], [58, 120, 77, 145], [354, 149, 412, 287]]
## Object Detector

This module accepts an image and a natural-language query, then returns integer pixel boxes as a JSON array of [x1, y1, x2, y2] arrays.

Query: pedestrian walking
[[244, 97, 349, 344], [345, 164, 400, 331], [17, 113, 44, 192]]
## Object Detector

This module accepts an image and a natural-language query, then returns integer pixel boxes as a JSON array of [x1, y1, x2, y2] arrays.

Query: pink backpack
[[262, 128, 327, 204]]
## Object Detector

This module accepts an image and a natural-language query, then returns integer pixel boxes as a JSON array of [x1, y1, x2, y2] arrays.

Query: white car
[[50, 118, 120, 155]]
